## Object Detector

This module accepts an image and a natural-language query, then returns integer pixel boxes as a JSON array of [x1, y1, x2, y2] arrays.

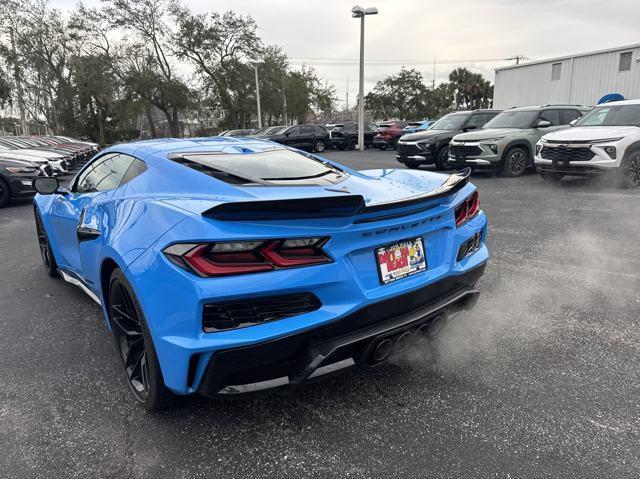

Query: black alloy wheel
[[108, 269, 175, 410], [34, 210, 59, 277], [313, 139, 326, 152], [502, 147, 529, 177], [621, 153, 640, 188], [434, 146, 451, 170], [0, 178, 9, 208]]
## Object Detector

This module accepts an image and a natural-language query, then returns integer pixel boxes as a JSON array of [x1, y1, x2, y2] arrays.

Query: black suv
[[263, 125, 330, 152], [0, 157, 47, 208], [326, 122, 377, 150], [396, 109, 501, 169]]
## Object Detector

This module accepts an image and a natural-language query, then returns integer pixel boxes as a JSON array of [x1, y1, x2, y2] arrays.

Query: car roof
[[594, 99, 640, 106], [509, 104, 588, 111]]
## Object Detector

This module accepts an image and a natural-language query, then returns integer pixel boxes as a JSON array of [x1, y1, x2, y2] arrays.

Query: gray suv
[[449, 105, 590, 177]]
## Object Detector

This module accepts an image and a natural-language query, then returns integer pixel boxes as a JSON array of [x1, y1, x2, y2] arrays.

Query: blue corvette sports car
[[32, 137, 488, 410]]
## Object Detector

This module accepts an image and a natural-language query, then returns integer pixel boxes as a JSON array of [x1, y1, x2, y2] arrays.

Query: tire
[[434, 146, 451, 170], [108, 269, 176, 411], [501, 147, 529, 177], [619, 150, 640, 189], [347, 138, 356, 150], [540, 171, 565, 183], [379, 144, 387, 151], [313, 139, 326, 153], [34, 210, 59, 278], [405, 162, 419, 169], [0, 178, 10, 208]]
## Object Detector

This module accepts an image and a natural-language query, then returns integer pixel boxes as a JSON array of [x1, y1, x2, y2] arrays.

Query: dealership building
[[493, 43, 640, 109]]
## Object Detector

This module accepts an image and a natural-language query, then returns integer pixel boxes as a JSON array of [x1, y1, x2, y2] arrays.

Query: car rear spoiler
[[202, 168, 472, 221]]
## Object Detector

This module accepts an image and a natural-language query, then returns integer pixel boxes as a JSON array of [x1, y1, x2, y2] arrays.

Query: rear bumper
[[124, 190, 489, 395], [197, 263, 485, 396]]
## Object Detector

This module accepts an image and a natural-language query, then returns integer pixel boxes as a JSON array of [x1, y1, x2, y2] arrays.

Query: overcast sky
[[52, 0, 640, 108]]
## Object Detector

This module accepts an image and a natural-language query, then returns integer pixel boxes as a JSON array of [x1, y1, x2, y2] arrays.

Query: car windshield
[[173, 148, 348, 186], [483, 110, 539, 129], [574, 104, 640, 127], [429, 113, 469, 131]]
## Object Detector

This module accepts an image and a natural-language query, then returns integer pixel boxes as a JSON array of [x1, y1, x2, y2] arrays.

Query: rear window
[[172, 149, 348, 186]]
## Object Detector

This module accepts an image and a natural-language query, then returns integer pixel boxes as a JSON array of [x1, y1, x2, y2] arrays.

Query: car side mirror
[[569, 119, 578, 126], [463, 125, 478, 132], [32, 177, 60, 195], [535, 119, 552, 128]]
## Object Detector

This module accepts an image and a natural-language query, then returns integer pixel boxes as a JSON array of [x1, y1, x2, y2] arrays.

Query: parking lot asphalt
[[1, 148, 640, 478]]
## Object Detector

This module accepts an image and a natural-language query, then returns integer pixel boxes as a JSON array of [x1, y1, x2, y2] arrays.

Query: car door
[[283, 126, 301, 147], [48, 153, 134, 278], [299, 126, 316, 149], [526, 109, 562, 150]]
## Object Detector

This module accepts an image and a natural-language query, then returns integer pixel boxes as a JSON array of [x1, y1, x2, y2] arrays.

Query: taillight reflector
[[455, 191, 480, 227]]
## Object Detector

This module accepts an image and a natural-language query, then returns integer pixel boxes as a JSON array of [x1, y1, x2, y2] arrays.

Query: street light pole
[[352, 6, 378, 152], [249, 61, 262, 129], [358, 14, 365, 152]]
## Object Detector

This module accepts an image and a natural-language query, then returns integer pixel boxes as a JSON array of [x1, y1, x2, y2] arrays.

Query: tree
[[0, 68, 10, 108], [448, 67, 493, 110], [0, 0, 83, 133], [79, 0, 192, 137], [72, 54, 116, 144], [173, 9, 262, 128], [364, 68, 431, 120]]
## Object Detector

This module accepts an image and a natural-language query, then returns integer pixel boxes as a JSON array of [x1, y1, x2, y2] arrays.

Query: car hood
[[400, 129, 454, 141], [158, 168, 466, 218], [1, 148, 65, 159], [0, 151, 50, 163], [453, 128, 520, 141], [542, 126, 639, 141], [0, 157, 39, 167]]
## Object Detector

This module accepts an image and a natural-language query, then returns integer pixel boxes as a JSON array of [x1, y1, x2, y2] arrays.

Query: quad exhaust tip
[[372, 338, 394, 362]]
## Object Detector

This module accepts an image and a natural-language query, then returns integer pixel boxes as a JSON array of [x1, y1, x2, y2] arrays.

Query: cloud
[[51, 0, 639, 107]]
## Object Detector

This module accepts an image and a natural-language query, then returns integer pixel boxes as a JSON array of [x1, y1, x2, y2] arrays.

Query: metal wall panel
[[494, 46, 640, 109]]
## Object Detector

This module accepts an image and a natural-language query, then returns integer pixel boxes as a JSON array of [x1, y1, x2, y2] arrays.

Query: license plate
[[376, 237, 427, 285]]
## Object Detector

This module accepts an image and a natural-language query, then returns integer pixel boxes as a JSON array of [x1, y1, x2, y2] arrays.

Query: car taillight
[[455, 191, 480, 227], [164, 238, 331, 277]]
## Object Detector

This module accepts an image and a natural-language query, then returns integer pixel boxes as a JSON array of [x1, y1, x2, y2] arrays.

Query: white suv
[[534, 99, 640, 188]]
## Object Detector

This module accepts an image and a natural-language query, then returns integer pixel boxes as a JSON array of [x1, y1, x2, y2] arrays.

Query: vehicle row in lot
[[396, 110, 502, 170], [31, 137, 488, 410], [0, 136, 99, 208], [394, 100, 640, 187], [449, 105, 589, 177]]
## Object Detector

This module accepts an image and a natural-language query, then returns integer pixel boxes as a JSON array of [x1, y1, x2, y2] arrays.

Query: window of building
[[619, 52, 632, 72], [551, 62, 562, 81]]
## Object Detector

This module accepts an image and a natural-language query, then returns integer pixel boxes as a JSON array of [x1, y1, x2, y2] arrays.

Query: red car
[[373, 121, 409, 150]]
